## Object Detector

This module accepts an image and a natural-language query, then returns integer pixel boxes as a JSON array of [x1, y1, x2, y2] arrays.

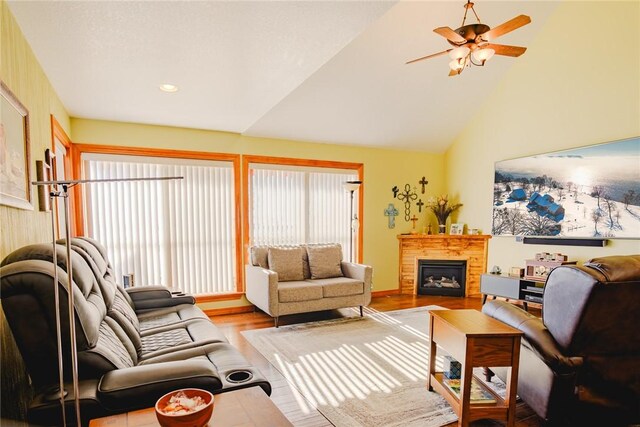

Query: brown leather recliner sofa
[[1, 237, 270, 425], [482, 255, 640, 426]]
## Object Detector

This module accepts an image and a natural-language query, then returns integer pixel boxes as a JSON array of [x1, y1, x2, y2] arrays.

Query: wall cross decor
[[417, 199, 424, 212], [397, 184, 417, 221], [392, 186, 399, 198], [384, 203, 399, 228], [419, 176, 429, 193], [410, 215, 419, 232]]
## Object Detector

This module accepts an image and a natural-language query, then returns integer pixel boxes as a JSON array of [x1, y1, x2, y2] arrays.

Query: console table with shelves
[[480, 274, 545, 311]]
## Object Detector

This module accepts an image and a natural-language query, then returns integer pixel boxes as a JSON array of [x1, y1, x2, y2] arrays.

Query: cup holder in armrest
[[225, 370, 253, 384]]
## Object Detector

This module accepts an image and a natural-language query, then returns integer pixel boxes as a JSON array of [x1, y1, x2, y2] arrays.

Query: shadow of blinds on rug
[[82, 153, 236, 295]]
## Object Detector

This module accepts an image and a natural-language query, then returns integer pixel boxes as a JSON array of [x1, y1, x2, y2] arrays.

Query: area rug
[[242, 306, 507, 427]]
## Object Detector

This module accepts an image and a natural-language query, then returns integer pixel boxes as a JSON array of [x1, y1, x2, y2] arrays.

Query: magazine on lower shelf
[[442, 377, 497, 404]]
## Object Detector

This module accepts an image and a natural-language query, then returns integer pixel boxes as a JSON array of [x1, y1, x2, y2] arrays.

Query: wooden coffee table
[[90, 386, 292, 427], [428, 309, 523, 427]]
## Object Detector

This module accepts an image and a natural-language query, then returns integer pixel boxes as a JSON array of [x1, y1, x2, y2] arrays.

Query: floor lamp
[[342, 180, 362, 263], [32, 174, 182, 426]]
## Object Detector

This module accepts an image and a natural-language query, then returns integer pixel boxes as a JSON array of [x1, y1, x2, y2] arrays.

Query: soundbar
[[522, 237, 608, 247]]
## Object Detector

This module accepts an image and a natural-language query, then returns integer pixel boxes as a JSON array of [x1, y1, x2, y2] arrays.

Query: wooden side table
[[90, 386, 292, 427], [428, 309, 523, 427]]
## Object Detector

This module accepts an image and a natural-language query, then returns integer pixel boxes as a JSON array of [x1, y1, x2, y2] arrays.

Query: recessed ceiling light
[[159, 83, 178, 93]]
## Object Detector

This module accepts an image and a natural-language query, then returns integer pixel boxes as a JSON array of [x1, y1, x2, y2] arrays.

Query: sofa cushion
[[268, 247, 304, 281], [278, 281, 323, 303], [307, 244, 343, 279], [310, 277, 364, 298], [250, 246, 269, 268]]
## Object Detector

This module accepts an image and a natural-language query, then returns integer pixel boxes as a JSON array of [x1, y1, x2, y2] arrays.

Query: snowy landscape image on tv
[[492, 138, 640, 238]]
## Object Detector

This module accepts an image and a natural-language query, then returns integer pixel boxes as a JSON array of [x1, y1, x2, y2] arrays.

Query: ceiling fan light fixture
[[449, 46, 470, 60], [449, 58, 465, 71], [472, 47, 495, 65]]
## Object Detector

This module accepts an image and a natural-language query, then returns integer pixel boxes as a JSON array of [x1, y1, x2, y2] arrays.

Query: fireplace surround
[[397, 234, 491, 296]]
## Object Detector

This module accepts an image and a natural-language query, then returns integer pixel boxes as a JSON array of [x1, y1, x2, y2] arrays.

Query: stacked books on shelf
[[442, 377, 497, 404]]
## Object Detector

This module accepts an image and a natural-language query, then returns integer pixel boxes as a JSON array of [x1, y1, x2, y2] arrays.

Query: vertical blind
[[83, 154, 236, 295], [249, 165, 357, 259]]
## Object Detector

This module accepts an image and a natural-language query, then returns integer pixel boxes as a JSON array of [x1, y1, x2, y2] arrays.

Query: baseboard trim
[[203, 305, 254, 317], [372, 289, 401, 297]]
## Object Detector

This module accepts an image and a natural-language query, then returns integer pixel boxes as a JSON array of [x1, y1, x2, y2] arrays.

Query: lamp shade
[[449, 46, 470, 60], [449, 59, 464, 71], [343, 180, 362, 192], [472, 48, 495, 64]]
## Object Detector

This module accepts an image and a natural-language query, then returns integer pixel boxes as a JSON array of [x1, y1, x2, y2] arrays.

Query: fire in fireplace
[[417, 259, 467, 297]]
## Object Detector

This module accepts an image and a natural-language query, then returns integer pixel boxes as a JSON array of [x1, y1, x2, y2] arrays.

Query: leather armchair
[[482, 255, 640, 426]]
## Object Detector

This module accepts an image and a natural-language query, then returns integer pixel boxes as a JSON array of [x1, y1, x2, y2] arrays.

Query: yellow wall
[[1, 2, 70, 421], [445, 1, 640, 270], [0, 1, 70, 258], [71, 118, 446, 310]]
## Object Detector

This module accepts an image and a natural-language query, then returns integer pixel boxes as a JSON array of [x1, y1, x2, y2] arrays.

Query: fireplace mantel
[[397, 234, 491, 296]]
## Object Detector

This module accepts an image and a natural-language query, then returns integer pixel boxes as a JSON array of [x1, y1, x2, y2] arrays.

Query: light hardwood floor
[[210, 294, 544, 427]]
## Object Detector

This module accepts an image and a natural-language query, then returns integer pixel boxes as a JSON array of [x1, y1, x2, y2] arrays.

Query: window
[[82, 153, 238, 295], [246, 159, 362, 261]]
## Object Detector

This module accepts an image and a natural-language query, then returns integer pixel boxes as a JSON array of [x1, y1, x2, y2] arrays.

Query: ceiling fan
[[407, 0, 531, 76]]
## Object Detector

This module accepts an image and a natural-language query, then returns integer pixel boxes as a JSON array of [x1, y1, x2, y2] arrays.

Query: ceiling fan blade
[[406, 49, 452, 65], [434, 27, 466, 44], [486, 43, 527, 57], [481, 15, 531, 41]]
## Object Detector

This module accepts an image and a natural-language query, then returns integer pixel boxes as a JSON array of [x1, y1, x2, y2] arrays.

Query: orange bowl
[[155, 388, 214, 427]]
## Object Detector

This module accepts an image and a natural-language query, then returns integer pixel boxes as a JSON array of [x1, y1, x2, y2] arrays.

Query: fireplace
[[417, 259, 467, 297]]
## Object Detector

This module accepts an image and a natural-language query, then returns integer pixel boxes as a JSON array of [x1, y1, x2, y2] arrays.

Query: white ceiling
[[8, 1, 558, 152]]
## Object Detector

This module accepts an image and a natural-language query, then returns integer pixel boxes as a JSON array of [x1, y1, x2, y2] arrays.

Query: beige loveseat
[[245, 244, 372, 327]]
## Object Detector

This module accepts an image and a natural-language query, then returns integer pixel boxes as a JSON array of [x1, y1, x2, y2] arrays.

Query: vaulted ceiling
[[8, 1, 558, 152]]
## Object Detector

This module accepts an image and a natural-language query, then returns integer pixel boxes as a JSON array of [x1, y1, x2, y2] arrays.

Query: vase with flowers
[[426, 195, 463, 234]]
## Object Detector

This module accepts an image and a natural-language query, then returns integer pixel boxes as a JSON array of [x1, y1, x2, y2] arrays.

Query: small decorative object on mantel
[[384, 203, 399, 229], [427, 224, 433, 235], [410, 215, 419, 234], [419, 176, 429, 193], [392, 186, 399, 198], [397, 184, 418, 221], [426, 194, 463, 234], [490, 265, 502, 275], [450, 223, 464, 235]]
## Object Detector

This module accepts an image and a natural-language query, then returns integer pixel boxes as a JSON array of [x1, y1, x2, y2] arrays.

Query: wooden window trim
[[242, 155, 364, 264], [72, 144, 243, 293], [50, 115, 78, 236]]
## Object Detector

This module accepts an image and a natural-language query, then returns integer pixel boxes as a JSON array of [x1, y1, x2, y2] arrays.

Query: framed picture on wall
[[450, 223, 464, 235], [0, 80, 32, 210]]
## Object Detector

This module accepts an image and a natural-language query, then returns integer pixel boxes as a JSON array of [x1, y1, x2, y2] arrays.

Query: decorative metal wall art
[[384, 203, 399, 228], [397, 184, 418, 221], [419, 176, 429, 193]]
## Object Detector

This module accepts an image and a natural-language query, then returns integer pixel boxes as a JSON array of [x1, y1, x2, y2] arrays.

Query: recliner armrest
[[97, 360, 222, 411], [482, 300, 583, 374], [127, 286, 196, 311], [133, 295, 196, 311], [126, 286, 172, 300]]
